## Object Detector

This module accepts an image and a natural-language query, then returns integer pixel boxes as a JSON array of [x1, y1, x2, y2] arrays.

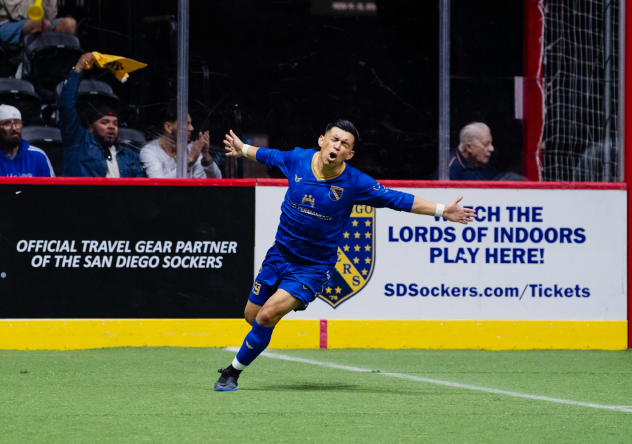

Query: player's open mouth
[[328, 152, 337, 161]]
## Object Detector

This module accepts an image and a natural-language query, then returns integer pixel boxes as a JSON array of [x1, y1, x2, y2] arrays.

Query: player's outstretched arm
[[224, 129, 259, 159], [411, 196, 476, 225]]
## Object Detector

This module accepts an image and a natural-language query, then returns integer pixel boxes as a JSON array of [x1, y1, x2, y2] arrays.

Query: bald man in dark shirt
[[437, 122, 500, 181]]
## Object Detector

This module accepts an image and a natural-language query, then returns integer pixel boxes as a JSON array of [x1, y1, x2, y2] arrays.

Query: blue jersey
[[256, 147, 414, 266]]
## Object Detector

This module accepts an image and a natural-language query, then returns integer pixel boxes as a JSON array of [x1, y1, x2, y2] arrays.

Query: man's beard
[[94, 131, 118, 149], [0, 132, 21, 148], [167, 129, 191, 144]]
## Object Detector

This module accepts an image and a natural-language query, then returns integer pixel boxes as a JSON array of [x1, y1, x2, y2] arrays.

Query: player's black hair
[[325, 120, 360, 147]]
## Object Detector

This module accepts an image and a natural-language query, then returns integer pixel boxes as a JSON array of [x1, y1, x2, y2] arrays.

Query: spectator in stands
[[0, 0, 76, 45], [0, 104, 53, 176], [439, 122, 499, 181], [59, 52, 144, 178], [140, 108, 222, 178]]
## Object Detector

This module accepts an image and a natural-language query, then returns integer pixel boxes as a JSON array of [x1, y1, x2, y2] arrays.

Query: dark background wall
[[57, 0, 523, 179]]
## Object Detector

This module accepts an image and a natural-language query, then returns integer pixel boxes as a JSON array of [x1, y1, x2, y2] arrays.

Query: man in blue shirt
[[215, 120, 477, 391], [59, 52, 144, 178], [0, 104, 54, 177], [437, 122, 500, 181]]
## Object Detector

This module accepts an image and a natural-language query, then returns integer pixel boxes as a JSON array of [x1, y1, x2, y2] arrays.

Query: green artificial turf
[[1, 348, 631, 443]]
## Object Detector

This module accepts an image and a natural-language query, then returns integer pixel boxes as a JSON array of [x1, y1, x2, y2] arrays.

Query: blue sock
[[235, 319, 274, 367]]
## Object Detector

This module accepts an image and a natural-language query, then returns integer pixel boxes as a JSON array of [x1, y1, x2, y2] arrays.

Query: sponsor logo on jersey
[[295, 175, 302, 182], [302, 195, 316, 207], [316, 205, 376, 308]]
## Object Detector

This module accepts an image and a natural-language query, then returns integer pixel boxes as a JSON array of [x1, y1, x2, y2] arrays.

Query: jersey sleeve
[[353, 172, 414, 212], [255, 147, 296, 177]]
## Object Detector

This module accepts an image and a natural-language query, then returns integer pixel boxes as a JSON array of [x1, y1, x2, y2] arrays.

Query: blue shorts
[[249, 244, 332, 309], [0, 19, 61, 45]]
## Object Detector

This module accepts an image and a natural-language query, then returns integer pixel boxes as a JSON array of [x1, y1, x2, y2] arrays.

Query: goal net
[[539, 0, 622, 181]]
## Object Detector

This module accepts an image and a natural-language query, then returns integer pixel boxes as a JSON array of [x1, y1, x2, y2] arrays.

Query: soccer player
[[215, 120, 476, 391]]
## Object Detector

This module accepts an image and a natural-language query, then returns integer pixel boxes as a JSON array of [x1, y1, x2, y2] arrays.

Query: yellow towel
[[87, 52, 148, 83]]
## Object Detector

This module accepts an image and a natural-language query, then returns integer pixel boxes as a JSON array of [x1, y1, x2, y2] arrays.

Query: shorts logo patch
[[316, 205, 375, 308], [329, 186, 344, 201]]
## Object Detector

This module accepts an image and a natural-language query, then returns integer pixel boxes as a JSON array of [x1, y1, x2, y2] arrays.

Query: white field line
[[224, 347, 632, 414]]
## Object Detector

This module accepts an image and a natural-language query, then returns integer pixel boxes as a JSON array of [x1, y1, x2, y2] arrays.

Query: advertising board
[[256, 185, 627, 321], [0, 182, 254, 318]]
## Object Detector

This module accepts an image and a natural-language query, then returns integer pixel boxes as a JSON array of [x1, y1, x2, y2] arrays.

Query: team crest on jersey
[[316, 205, 376, 308], [328, 186, 344, 201]]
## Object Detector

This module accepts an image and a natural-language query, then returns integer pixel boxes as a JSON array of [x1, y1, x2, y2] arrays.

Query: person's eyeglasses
[[0, 120, 23, 130]]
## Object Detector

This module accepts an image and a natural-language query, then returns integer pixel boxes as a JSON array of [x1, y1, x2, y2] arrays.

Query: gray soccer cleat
[[214, 368, 239, 391]]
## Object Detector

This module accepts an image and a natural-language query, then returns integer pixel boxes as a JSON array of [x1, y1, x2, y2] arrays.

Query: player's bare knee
[[255, 307, 279, 327], [255, 309, 272, 326], [244, 312, 255, 326]]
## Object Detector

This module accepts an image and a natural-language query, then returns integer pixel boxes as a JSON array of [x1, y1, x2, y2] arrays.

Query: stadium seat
[[118, 127, 146, 153], [0, 78, 42, 125], [21, 126, 63, 176], [0, 43, 21, 77], [55, 79, 120, 126], [0, 45, 12, 77], [22, 32, 83, 103]]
